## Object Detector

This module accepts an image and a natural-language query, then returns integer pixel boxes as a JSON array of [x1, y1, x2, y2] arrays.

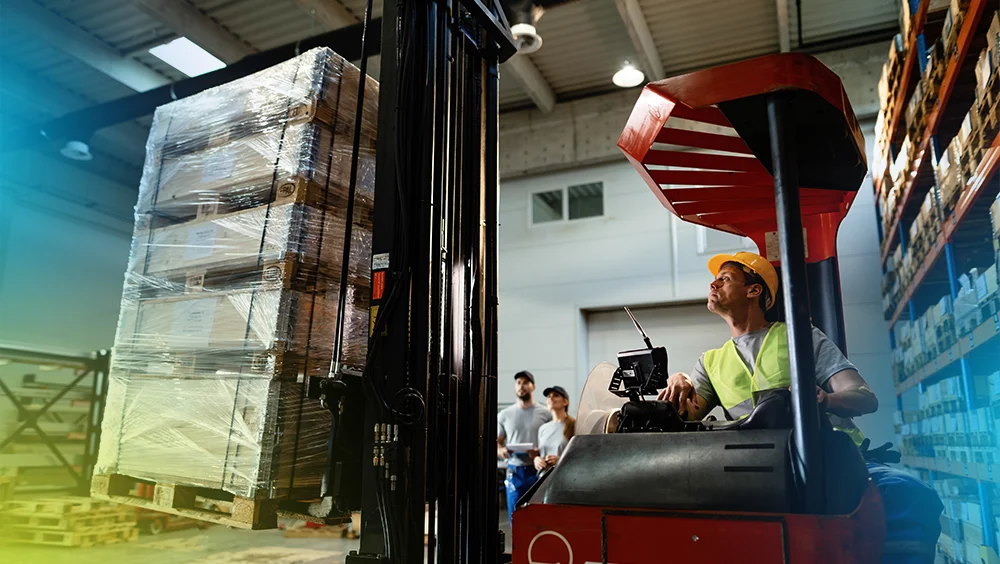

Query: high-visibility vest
[[702, 322, 866, 446]]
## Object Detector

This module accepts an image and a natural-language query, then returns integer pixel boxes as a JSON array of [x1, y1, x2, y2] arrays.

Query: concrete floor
[[1, 521, 360, 564], [2, 513, 513, 564]]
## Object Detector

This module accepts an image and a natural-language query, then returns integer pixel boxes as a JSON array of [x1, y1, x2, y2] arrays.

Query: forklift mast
[[335, 1, 517, 563]]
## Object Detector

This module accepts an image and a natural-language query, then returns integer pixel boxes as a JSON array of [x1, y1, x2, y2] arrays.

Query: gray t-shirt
[[690, 325, 857, 424], [537, 419, 570, 459], [498, 403, 552, 466]]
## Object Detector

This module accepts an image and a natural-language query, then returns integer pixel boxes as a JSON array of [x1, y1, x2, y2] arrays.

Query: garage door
[[585, 302, 733, 384]]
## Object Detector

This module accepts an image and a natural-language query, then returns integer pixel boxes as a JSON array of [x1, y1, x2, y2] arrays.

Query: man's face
[[546, 393, 568, 412], [515, 376, 535, 400], [708, 264, 758, 314]]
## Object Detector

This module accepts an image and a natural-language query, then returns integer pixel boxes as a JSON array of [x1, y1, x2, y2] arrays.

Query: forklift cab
[[512, 53, 887, 563]]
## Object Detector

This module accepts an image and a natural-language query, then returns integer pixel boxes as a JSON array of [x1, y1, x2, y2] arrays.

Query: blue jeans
[[866, 462, 943, 564], [505, 464, 538, 527]]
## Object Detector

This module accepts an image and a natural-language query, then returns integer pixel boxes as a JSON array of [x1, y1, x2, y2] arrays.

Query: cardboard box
[[989, 10, 1000, 67], [900, 1, 912, 38], [976, 48, 995, 100], [94, 48, 378, 522]]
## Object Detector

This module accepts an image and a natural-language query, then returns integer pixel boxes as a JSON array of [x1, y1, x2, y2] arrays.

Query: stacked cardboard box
[[93, 48, 377, 528], [942, 0, 970, 55], [936, 135, 967, 215]]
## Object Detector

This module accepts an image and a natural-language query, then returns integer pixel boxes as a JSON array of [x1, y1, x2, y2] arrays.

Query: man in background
[[497, 370, 551, 526]]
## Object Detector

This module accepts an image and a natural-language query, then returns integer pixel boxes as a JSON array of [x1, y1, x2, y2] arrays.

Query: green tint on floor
[[1, 523, 359, 564]]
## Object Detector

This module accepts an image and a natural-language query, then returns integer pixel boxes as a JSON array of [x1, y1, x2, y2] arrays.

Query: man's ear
[[747, 284, 762, 299]]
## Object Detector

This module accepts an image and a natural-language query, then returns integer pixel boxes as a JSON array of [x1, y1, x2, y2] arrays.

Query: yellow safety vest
[[702, 322, 866, 446]]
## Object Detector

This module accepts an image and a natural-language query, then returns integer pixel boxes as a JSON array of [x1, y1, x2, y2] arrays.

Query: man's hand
[[816, 386, 829, 411], [544, 455, 558, 466], [533, 456, 547, 471], [498, 444, 510, 459], [657, 372, 697, 415]]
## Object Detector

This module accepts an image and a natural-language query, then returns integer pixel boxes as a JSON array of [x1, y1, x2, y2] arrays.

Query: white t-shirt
[[537, 419, 571, 459], [498, 403, 551, 466]]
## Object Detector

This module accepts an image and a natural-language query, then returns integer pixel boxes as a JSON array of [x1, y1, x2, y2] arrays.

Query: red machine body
[[512, 54, 884, 564], [514, 484, 885, 563]]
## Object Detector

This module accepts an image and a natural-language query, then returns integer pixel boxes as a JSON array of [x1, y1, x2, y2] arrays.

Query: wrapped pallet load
[[91, 48, 377, 529]]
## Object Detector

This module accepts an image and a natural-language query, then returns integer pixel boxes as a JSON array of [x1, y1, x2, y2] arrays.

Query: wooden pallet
[[3, 522, 138, 547], [2, 508, 135, 531], [284, 523, 358, 539], [2, 496, 112, 515], [91, 473, 279, 530]]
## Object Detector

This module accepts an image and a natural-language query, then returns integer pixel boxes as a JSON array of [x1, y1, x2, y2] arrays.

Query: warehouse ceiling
[[0, 0, 898, 189]]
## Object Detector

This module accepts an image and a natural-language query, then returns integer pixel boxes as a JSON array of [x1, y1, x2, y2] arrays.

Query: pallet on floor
[[284, 523, 358, 539], [1, 496, 113, 515], [91, 473, 279, 530], [2, 507, 136, 531], [2, 521, 138, 547]]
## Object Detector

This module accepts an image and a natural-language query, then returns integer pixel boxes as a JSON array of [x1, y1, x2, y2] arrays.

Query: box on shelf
[[975, 48, 996, 102], [93, 47, 378, 529], [988, 11, 1000, 66]]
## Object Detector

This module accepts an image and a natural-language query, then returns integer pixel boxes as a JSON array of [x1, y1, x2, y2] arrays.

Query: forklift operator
[[657, 251, 878, 443]]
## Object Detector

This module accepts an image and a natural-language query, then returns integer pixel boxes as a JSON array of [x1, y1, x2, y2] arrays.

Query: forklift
[[313, 2, 925, 563], [514, 53, 887, 564]]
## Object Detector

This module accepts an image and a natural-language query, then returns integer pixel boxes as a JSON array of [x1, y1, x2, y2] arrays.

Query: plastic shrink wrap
[[93, 48, 377, 520]]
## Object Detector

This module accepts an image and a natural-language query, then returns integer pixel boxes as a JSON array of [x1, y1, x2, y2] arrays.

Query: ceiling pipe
[[1, 18, 380, 154]]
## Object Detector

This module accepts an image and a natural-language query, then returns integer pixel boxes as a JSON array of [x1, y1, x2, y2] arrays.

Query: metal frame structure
[[0, 346, 110, 496], [305, 1, 516, 562]]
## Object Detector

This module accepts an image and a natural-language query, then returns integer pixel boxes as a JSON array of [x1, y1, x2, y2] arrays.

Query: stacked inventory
[[933, 479, 1000, 563], [876, 1, 1000, 561], [92, 47, 377, 529], [1, 497, 138, 547]]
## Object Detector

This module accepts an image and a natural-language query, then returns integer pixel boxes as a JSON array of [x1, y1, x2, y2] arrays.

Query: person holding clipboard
[[497, 370, 551, 526]]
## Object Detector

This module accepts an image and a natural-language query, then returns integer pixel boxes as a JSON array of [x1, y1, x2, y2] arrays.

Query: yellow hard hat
[[707, 251, 779, 310]]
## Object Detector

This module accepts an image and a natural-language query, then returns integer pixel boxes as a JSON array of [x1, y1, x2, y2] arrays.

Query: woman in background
[[533, 386, 575, 472]]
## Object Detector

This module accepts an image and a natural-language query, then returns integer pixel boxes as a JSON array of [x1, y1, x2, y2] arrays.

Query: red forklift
[[512, 53, 891, 563], [313, 2, 939, 563]]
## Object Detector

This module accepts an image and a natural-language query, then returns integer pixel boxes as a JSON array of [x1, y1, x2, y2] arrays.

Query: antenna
[[623, 306, 653, 350]]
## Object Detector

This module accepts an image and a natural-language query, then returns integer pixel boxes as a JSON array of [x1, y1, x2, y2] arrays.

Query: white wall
[[0, 152, 134, 353], [497, 123, 898, 447]]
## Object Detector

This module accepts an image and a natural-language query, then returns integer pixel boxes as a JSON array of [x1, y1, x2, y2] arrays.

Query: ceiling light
[[613, 63, 645, 88], [511, 23, 542, 54], [149, 37, 226, 77], [60, 140, 93, 161]]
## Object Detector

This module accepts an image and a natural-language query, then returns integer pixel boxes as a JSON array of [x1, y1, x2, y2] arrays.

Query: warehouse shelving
[[877, 0, 990, 264], [876, 0, 1000, 560], [0, 346, 109, 495], [879, 0, 931, 156]]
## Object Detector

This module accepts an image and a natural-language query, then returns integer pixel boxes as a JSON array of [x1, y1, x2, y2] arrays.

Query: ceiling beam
[[135, 0, 255, 63], [614, 0, 664, 80], [292, 0, 359, 29], [776, 0, 792, 52], [503, 55, 556, 113], [7, 1, 170, 92], [0, 60, 148, 162]]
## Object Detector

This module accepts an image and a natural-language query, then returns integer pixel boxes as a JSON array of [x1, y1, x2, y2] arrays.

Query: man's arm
[[820, 369, 878, 418], [657, 372, 713, 421], [809, 328, 878, 417], [497, 412, 510, 459]]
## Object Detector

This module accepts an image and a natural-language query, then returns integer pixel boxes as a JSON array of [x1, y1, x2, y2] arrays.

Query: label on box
[[183, 224, 217, 261], [201, 149, 234, 184], [169, 299, 217, 348]]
